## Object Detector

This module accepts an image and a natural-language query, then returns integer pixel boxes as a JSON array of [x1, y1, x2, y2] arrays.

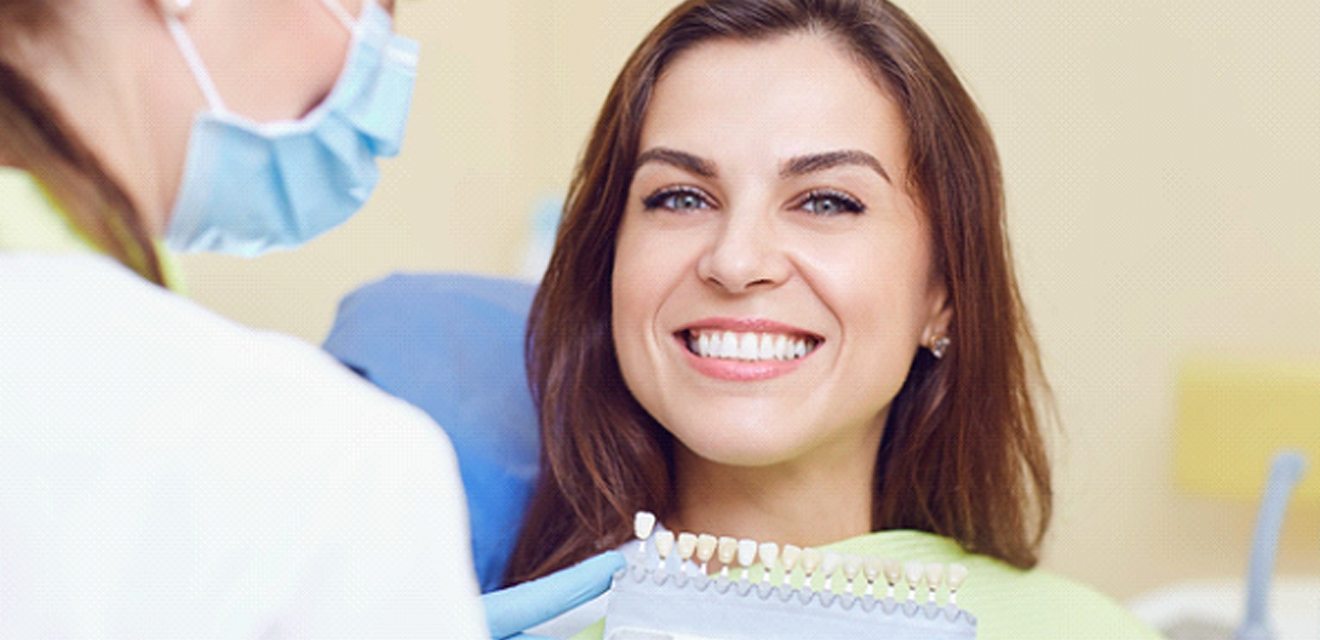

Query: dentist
[[0, 0, 614, 636]]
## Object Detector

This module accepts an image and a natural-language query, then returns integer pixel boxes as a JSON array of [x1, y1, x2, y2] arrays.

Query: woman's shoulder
[[827, 530, 1161, 639]]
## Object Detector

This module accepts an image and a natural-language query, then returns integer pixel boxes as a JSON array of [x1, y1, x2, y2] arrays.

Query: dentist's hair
[[508, 0, 1053, 584], [0, 2, 164, 284]]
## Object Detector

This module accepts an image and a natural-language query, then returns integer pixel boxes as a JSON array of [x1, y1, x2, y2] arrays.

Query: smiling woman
[[506, 0, 1156, 637], [613, 31, 945, 486]]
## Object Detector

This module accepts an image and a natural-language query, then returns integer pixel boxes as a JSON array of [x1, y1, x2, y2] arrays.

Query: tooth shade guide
[[653, 530, 676, 572], [902, 560, 927, 603], [820, 552, 842, 593], [924, 563, 945, 603], [634, 511, 656, 540], [947, 562, 969, 605], [736, 538, 757, 567], [758, 542, 779, 584], [732, 538, 755, 583], [863, 556, 882, 597], [881, 558, 901, 599], [716, 536, 737, 578], [777, 544, 802, 589], [606, 550, 977, 640], [841, 555, 862, 595], [799, 548, 823, 591], [608, 517, 978, 640], [676, 533, 698, 576], [633, 511, 656, 558], [615, 514, 974, 619], [695, 533, 717, 574]]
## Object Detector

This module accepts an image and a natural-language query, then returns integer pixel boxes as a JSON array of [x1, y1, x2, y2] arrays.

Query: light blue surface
[[323, 272, 539, 591], [1235, 450, 1307, 640], [484, 552, 625, 640]]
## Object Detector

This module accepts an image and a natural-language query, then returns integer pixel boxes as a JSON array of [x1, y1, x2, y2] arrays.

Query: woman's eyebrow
[[635, 147, 718, 178], [781, 150, 891, 184]]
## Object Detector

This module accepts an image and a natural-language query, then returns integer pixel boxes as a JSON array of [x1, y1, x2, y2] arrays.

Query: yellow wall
[[179, 0, 1320, 599]]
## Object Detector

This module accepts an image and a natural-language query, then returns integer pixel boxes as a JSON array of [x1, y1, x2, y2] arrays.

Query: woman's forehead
[[640, 33, 908, 171]]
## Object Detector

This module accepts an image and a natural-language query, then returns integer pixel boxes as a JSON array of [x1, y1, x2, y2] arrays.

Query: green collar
[[0, 167, 185, 290], [0, 167, 97, 253]]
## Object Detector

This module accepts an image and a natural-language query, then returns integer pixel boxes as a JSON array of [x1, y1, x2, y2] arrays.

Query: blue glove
[[483, 551, 626, 640]]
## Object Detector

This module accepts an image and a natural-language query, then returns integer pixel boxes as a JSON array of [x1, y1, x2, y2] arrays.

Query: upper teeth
[[686, 330, 817, 361]]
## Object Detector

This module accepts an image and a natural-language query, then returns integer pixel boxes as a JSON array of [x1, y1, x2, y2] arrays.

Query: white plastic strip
[[164, 17, 228, 113], [317, 0, 357, 32]]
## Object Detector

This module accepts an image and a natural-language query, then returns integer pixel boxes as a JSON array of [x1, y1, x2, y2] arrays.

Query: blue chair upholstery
[[323, 273, 540, 592]]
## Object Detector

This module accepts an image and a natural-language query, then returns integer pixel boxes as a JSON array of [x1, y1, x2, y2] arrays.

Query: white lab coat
[[0, 252, 487, 638]]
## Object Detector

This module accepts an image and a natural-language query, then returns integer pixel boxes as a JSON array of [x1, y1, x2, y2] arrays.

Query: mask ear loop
[[317, 0, 358, 32], [156, 0, 193, 18], [163, 15, 229, 115]]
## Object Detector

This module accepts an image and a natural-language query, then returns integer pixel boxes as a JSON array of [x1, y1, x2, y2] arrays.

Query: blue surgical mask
[[163, 0, 419, 256]]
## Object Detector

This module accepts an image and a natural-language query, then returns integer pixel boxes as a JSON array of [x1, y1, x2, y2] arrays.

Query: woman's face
[[611, 33, 949, 469]]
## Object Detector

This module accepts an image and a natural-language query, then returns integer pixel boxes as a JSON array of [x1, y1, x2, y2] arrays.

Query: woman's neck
[[668, 421, 884, 549]]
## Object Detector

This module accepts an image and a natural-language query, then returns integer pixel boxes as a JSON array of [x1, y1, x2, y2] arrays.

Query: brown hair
[[508, 0, 1053, 584], [0, 1, 165, 284]]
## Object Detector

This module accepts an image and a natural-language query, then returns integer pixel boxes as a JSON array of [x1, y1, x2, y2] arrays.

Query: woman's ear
[[920, 284, 953, 346]]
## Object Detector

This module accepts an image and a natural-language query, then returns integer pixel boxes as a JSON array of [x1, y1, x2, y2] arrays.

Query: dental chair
[[323, 273, 540, 592]]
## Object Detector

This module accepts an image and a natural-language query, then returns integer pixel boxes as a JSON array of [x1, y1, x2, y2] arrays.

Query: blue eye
[[800, 190, 865, 215], [643, 187, 712, 212]]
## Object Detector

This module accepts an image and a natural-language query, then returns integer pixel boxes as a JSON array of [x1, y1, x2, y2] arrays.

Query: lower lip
[[674, 335, 815, 382]]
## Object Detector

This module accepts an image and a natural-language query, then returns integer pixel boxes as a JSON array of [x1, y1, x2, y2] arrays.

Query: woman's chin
[[671, 427, 817, 469]]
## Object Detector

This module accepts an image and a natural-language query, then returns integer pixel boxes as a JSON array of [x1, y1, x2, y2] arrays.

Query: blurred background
[[178, 0, 1320, 604]]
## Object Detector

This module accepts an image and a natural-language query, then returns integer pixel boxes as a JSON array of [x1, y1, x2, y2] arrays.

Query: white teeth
[[843, 555, 863, 593], [696, 534, 718, 571], [717, 536, 738, 579], [821, 552, 842, 590], [686, 329, 818, 362], [676, 532, 698, 576], [947, 563, 968, 605], [758, 542, 780, 583], [800, 548, 823, 590], [780, 544, 802, 574], [719, 332, 738, 358], [738, 333, 758, 360], [737, 538, 758, 571], [655, 530, 675, 561], [717, 536, 738, 565], [677, 533, 698, 561], [883, 558, 901, 598], [925, 563, 945, 586], [904, 560, 924, 601], [863, 556, 883, 596], [634, 511, 656, 541], [633, 511, 656, 559], [947, 563, 968, 590]]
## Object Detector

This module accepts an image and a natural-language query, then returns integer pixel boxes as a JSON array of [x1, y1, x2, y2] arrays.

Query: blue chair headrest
[[323, 273, 539, 592]]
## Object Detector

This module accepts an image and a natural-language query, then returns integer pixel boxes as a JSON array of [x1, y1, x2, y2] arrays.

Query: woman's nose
[[695, 209, 791, 294]]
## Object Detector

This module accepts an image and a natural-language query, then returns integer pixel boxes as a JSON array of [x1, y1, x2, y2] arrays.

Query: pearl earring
[[929, 335, 951, 359]]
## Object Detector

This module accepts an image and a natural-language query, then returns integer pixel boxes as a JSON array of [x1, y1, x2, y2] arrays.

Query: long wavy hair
[[507, 0, 1053, 584], [0, 1, 164, 284]]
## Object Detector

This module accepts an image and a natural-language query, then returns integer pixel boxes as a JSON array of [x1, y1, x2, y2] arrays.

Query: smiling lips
[[674, 319, 822, 381]]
